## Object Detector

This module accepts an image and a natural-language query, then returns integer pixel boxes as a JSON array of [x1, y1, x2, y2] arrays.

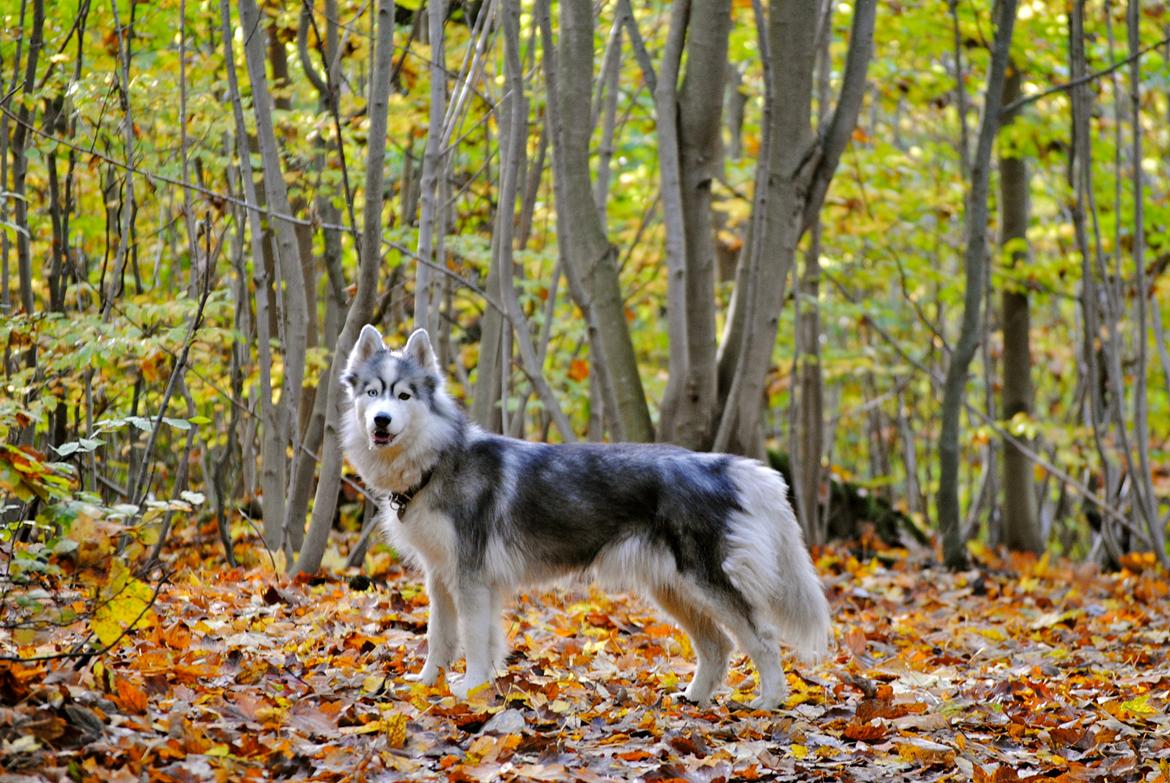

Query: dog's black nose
[[373, 413, 391, 430]]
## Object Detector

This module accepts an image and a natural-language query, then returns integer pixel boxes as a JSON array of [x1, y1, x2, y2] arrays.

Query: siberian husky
[[340, 325, 831, 708]]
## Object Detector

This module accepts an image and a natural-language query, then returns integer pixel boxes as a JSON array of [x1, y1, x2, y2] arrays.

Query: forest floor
[[2, 524, 1169, 783]]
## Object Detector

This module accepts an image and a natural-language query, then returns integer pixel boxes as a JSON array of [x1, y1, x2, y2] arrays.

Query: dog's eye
[[398, 391, 411, 401], [366, 388, 378, 398]]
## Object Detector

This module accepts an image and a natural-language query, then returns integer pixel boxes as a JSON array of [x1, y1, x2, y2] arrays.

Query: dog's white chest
[[386, 503, 458, 578]]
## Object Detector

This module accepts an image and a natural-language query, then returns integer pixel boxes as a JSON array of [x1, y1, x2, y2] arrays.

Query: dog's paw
[[404, 666, 440, 685], [448, 676, 491, 700], [746, 693, 784, 711], [681, 684, 713, 705]]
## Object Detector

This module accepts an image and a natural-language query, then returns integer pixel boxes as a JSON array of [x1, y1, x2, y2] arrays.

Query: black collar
[[389, 470, 433, 521]]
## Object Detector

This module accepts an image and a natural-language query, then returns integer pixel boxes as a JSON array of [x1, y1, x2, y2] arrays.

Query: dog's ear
[[403, 328, 438, 372], [342, 324, 386, 389]]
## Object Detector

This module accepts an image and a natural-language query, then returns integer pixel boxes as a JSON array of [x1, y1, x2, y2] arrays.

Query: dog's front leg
[[406, 573, 458, 685], [450, 581, 495, 699]]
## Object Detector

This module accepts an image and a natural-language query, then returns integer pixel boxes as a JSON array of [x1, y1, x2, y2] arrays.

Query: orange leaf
[[643, 623, 676, 639], [842, 719, 888, 743], [114, 677, 149, 714], [568, 359, 590, 382], [162, 622, 192, 650]]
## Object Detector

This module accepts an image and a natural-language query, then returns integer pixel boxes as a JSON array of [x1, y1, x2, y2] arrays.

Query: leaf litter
[[2, 534, 1169, 782]]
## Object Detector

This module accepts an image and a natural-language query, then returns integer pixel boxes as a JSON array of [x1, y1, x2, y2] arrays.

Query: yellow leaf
[[465, 734, 498, 764], [977, 628, 1007, 642], [896, 737, 955, 765], [381, 709, 408, 749], [1121, 693, 1156, 717], [790, 744, 808, 760], [206, 744, 231, 757], [91, 562, 156, 647]]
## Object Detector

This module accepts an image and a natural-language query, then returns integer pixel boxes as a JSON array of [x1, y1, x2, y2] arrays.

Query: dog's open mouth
[[371, 430, 395, 447]]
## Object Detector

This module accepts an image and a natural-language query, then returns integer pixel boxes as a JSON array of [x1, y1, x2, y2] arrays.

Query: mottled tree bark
[[544, 0, 653, 443], [998, 63, 1042, 554], [715, 0, 876, 458], [938, 0, 1018, 569], [238, 0, 309, 550], [657, 0, 730, 451], [294, 0, 397, 575]]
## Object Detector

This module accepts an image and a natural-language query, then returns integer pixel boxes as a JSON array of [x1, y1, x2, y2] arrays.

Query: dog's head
[[341, 325, 441, 450]]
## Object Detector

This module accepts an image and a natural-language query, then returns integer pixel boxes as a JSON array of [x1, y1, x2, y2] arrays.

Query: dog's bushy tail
[[724, 460, 832, 661]]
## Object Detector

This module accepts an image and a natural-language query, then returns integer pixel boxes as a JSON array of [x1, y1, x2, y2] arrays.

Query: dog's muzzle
[[370, 413, 395, 447]]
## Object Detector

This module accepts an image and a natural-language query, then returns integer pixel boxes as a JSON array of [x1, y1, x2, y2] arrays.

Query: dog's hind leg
[[718, 605, 787, 710], [407, 574, 459, 685], [451, 581, 496, 698], [652, 584, 732, 704]]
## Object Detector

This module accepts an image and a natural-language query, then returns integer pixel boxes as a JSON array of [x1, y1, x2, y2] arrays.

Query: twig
[[0, 570, 173, 662], [1000, 34, 1170, 117]]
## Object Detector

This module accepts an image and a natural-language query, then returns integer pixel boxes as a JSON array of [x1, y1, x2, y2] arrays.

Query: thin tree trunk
[[1070, 0, 1123, 563], [544, 0, 653, 443], [0, 0, 27, 315], [640, 0, 729, 450], [937, 0, 1018, 569], [101, 0, 138, 321], [415, 0, 447, 336], [285, 0, 346, 555], [220, 0, 284, 553], [237, 0, 310, 551], [998, 62, 1042, 553], [673, 0, 729, 451], [794, 4, 832, 543], [294, 0, 396, 575], [11, 0, 42, 319], [592, 12, 622, 227], [715, 0, 875, 457], [1125, 0, 1166, 565], [653, 0, 694, 446], [496, 0, 576, 443]]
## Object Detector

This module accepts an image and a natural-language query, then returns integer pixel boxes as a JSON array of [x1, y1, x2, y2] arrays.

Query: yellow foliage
[[91, 561, 156, 648]]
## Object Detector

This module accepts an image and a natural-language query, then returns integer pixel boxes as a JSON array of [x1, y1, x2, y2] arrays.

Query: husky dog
[[341, 325, 831, 709]]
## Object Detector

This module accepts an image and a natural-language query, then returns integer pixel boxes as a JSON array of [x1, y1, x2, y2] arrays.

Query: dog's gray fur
[[341, 325, 831, 708]]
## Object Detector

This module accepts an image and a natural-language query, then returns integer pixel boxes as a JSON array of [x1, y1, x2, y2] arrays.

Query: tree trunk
[[998, 62, 1042, 554], [220, 0, 284, 552], [294, 0, 396, 575], [1125, 0, 1166, 566], [285, 0, 346, 556], [657, 0, 729, 451], [10, 0, 43, 319], [237, 0, 310, 551], [415, 0, 447, 337], [794, 5, 832, 544], [715, 0, 876, 458], [937, 0, 1018, 569], [544, 0, 653, 443]]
